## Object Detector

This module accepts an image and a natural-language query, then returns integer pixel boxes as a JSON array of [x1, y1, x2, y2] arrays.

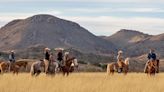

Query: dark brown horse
[[60, 57, 76, 76]]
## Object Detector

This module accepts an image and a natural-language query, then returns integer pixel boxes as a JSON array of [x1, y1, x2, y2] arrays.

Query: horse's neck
[[65, 58, 75, 66]]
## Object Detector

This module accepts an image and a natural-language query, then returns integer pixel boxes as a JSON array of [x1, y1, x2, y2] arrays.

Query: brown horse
[[10, 63, 20, 74], [107, 62, 119, 75], [60, 57, 76, 76], [15, 60, 28, 71], [145, 59, 159, 75], [107, 58, 129, 75], [0, 62, 9, 74]]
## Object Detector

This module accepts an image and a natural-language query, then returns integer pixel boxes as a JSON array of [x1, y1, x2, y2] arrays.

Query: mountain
[[101, 29, 164, 57], [0, 14, 116, 54], [103, 29, 152, 48]]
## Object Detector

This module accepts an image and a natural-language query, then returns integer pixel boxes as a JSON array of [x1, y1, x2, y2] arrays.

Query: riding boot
[[117, 68, 121, 73], [120, 68, 123, 72]]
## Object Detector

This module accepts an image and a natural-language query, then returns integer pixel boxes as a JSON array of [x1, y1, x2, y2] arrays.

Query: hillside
[[101, 29, 164, 57], [0, 14, 116, 54]]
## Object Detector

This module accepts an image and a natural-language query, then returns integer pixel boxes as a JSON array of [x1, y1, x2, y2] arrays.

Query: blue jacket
[[147, 53, 156, 60]]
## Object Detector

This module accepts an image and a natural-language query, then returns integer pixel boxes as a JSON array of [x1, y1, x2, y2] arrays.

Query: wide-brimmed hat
[[54, 48, 64, 51], [118, 50, 123, 54], [65, 52, 69, 55], [11, 50, 15, 53], [45, 48, 50, 51]]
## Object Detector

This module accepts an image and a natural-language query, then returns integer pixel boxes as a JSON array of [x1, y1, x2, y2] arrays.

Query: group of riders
[[5, 47, 160, 75], [116, 49, 159, 73], [7, 47, 77, 75]]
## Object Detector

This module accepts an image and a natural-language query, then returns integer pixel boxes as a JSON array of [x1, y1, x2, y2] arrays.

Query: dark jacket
[[9, 53, 15, 62], [45, 52, 50, 61], [57, 52, 63, 61], [147, 52, 156, 60]]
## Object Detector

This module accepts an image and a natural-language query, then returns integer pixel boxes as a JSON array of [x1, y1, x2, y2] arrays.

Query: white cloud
[[0, 10, 62, 21], [69, 8, 164, 13], [0, 0, 164, 3], [60, 16, 164, 35], [0, 13, 164, 36]]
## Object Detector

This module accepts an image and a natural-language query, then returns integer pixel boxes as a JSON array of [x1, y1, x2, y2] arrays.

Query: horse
[[46, 61, 58, 75], [0, 61, 19, 74], [0, 62, 9, 74], [107, 58, 130, 75], [144, 59, 159, 76], [107, 62, 119, 75], [30, 60, 44, 76], [15, 60, 28, 72], [9, 63, 20, 74], [60, 57, 76, 76], [69, 58, 79, 72]]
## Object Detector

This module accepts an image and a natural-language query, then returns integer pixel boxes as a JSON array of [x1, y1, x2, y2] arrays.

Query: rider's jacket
[[147, 52, 156, 61], [45, 51, 50, 61]]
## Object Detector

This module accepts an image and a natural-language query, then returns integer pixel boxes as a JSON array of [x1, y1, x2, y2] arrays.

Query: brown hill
[[103, 29, 152, 48], [0, 14, 116, 54], [101, 29, 164, 57]]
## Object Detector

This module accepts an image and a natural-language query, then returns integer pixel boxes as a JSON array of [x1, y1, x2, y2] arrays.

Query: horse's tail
[[107, 64, 111, 75], [30, 64, 34, 76], [24, 62, 28, 72]]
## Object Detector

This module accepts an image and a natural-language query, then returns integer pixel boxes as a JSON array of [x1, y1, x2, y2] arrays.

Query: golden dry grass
[[0, 73, 163, 92]]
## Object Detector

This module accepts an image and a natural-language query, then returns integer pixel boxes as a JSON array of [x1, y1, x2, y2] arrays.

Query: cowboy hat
[[45, 48, 50, 51], [54, 48, 64, 51], [11, 50, 15, 53], [118, 50, 123, 54], [65, 52, 69, 55]]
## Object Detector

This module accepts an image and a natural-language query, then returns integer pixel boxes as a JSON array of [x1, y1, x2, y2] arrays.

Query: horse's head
[[65, 57, 76, 66], [124, 58, 130, 65], [71, 59, 78, 67]]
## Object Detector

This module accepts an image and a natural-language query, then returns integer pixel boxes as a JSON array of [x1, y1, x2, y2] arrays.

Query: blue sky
[[0, 0, 164, 36]]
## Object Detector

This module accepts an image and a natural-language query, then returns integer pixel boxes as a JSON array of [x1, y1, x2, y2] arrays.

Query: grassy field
[[0, 73, 163, 92]]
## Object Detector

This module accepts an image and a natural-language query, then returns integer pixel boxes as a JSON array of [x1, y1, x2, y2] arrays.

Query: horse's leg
[[156, 60, 159, 73], [63, 71, 65, 76], [25, 64, 28, 72], [111, 70, 114, 75], [16, 70, 18, 75], [36, 70, 41, 76], [0, 67, 3, 74], [66, 71, 69, 76]]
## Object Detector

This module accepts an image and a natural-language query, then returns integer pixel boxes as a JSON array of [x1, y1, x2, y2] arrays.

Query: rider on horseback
[[9, 50, 15, 63], [64, 52, 70, 66], [8, 50, 15, 72], [117, 50, 124, 73], [144, 49, 158, 73], [44, 48, 50, 73], [57, 49, 63, 67]]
